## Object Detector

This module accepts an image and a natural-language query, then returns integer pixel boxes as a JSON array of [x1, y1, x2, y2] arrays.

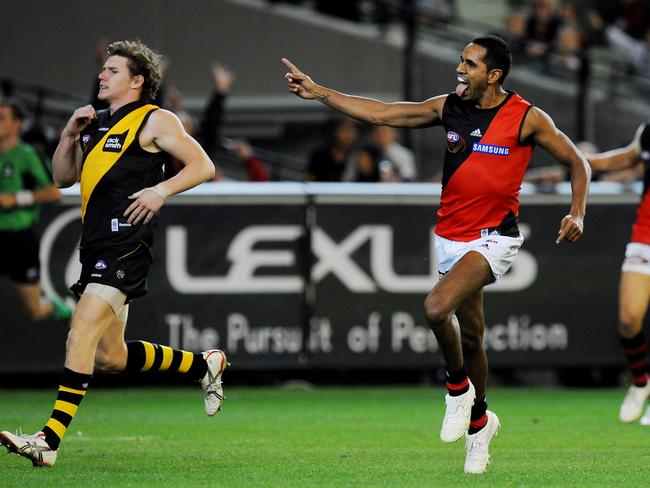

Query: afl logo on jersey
[[446, 131, 466, 154], [94, 260, 107, 270], [103, 130, 129, 153]]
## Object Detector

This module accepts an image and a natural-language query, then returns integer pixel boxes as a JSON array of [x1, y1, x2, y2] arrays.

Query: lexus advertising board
[[0, 186, 637, 373]]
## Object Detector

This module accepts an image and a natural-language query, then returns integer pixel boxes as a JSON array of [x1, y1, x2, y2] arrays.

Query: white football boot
[[619, 382, 650, 423], [639, 405, 650, 426], [200, 349, 229, 416], [0, 430, 57, 467], [440, 380, 475, 443], [464, 410, 500, 474]]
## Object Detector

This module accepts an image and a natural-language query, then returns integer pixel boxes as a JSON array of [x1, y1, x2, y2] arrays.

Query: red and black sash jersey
[[630, 122, 650, 244], [436, 91, 534, 241], [78, 100, 169, 250]]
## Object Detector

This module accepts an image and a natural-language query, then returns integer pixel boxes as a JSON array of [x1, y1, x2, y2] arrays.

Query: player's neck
[[0, 134, 18, 154], [109, 95, 143, 115], [475, 86, 508, 110]]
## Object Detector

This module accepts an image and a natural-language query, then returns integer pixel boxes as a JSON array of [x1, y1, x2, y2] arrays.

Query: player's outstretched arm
[[52, 105, 96, 188], [124, 109, 216, 225], [282, 58, 444, 128], [587, 123, 645, 172], [522, 107, 591, 244]]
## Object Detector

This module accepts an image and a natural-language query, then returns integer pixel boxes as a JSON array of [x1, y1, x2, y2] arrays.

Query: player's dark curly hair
[[107, 39, 162, 103], [470, 35, 512, 84]]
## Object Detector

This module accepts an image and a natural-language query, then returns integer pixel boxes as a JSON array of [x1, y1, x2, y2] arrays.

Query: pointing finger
[[555, 223, 570, 244], [281, 58, 302, 74]]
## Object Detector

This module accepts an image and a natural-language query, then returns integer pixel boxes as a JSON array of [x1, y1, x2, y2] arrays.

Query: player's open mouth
[[455, 76, 468, 97]]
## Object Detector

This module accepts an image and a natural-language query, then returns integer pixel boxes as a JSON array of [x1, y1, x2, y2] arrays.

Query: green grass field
[[0, 386, 648, 487]]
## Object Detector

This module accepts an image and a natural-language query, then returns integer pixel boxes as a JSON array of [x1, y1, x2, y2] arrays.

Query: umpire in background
[[0, 99, 71, 321]]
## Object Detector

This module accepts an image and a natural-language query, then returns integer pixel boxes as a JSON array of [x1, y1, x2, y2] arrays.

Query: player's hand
[[62, 105, 96, 138], [124, 185, 167, 225], [556, 214, 583, 244], [282, 58, 318, 100]]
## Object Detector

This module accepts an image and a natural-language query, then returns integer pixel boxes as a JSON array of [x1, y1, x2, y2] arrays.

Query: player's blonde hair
[[107, 39, 162, 103]]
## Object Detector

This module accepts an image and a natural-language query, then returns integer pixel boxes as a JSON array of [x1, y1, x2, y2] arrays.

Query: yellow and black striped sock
[[124, 340, 207, 380], [42, 368, 91, 450]]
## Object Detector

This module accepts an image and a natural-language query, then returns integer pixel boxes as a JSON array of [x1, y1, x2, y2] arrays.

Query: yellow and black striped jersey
[[79, 100, 169, 250]]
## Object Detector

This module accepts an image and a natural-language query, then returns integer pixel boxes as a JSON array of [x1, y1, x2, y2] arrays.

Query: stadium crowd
[[0, 0, 648, 183]]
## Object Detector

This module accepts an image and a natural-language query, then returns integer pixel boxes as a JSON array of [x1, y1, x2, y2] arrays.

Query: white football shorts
[[435, 233, 524, 282], [621, 242, 650, 276]]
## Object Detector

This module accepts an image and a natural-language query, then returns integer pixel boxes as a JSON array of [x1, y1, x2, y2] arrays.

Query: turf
[[0, 386, 648, 487]]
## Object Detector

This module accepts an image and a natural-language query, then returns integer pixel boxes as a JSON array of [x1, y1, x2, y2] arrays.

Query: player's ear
[[487, 68, 502, 85], [131, 74, 145, 89]]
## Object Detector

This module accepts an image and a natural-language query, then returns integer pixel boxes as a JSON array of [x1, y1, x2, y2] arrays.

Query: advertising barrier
[[0, 183, 638, 372]]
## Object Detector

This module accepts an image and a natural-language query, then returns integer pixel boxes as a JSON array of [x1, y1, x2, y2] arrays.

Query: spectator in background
[[546, 23, 583, 77], [164, 63, 231, 179], [196, 63, 235, 155], [348, 144, 397, 182], [225, 137, 270, 182], [605, 25, 650, 77], [524, 0, 564, 61], [0, 100, 71, 322], [165, 63, 269, 181], [501, 10, 530, 63], [307, 118, 358, 181], [411, 0, 456, 25], [370, 125, 418, 181]]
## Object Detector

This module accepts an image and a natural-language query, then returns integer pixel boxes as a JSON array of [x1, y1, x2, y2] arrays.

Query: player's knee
[[618, 320, 642, 338], [423, 294, 453, 327], [619, 307, 644, 334], [65, 328, 81, 356], [66, 320, 99, 355]]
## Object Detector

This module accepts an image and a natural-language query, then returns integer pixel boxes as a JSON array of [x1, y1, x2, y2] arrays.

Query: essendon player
[[587, 122, 650, 425], [283, 35, 590, 474]]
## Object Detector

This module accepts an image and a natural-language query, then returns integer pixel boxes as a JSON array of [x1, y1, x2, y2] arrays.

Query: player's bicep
[[526, 108, 581, 166], [147, 110, 208, 164]]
